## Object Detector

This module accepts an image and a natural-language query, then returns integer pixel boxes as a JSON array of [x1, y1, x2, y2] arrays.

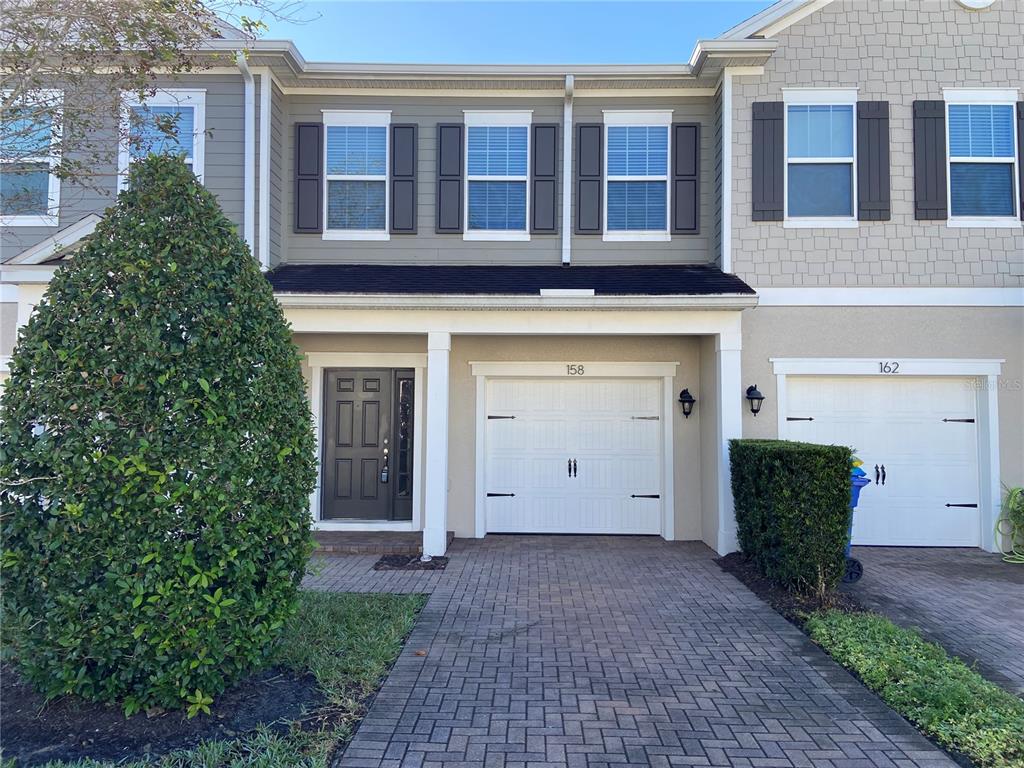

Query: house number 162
[[567, 364, 585, 376], [879, 361, 900, 373]]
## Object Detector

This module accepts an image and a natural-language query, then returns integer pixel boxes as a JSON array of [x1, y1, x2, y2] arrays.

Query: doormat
[[373, 554, 449, 571]]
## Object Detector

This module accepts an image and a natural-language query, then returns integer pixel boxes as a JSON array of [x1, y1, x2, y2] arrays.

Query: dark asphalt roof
[[266, 263, 755, 296]]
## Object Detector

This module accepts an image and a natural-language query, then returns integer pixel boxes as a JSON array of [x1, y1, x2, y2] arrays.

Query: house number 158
[[567, 364, 585, 376]]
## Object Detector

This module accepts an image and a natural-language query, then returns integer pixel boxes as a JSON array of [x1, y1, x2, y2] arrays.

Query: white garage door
[[785, 376, 980, 547], [484, 378, 663, 534]]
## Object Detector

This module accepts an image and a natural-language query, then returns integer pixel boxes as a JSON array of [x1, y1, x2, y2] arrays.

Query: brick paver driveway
[[305, 536, 951, 768], [847, 546, 1024, 696]]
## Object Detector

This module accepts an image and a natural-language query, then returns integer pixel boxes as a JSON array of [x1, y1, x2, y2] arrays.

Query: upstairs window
[[323, 112, 390, 239], [947, 103, 1017, 219], [119, 89, 205, 189], [603, 111, 671, 241], [464, 111, 530, 241], [785, 102, 855, 221], [1, 90, 61, 226]]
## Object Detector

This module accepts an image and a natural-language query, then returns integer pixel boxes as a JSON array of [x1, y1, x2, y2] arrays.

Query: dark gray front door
[[322, 368, 414, 521]]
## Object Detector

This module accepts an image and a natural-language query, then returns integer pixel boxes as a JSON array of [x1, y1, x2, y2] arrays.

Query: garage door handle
[[875, 464, 880, 484], [631, 494, 660, 499], [572, 459, 577, 478], [881, 464, 886, 485], [945, 503, 978, 508]]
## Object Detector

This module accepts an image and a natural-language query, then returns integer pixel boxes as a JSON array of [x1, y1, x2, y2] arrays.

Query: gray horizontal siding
[[571, 97, 713, 265], [280, 94, 716, 266], [1, 74, 245, 262], [283, 96, 562, 264], [269, 82, 285, 268]]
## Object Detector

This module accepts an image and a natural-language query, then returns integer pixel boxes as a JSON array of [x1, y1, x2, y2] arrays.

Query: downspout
[[258, 71, 271, 271], [561, 74, 574, 266], [236, 51, 256, 259]]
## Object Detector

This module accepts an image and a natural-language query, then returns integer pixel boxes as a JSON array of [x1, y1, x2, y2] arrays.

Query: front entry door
[[322, 368, 414, 521]]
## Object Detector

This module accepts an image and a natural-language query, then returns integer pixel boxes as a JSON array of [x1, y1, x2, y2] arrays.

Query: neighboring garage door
[[785, 376, 980, 547], [484, 378, 663, 534]]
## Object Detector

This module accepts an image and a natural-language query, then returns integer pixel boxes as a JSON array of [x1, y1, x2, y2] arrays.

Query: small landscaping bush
[[0, 155, 317, 716], [806, 611, 1024, 768], [729, 439, 852, 597]]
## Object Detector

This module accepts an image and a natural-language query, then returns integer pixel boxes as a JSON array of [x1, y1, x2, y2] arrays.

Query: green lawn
[[3, 591, 426, 768], [806, 610, 1024, 768]]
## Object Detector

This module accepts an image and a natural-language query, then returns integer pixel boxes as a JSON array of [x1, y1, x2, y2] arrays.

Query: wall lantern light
[[678, 388, 696, 418], [745, 384, 765, 416]]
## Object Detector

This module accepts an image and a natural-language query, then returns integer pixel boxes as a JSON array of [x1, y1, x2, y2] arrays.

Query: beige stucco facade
[[739, 305, 1024, 489], [293, 329, 725, 545]]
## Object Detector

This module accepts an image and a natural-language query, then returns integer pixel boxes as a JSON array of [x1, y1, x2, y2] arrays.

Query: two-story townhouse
[[2, 0, 1022, 559]]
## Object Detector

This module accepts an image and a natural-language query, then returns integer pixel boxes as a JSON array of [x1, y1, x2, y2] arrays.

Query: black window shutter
[[1017, 102, 1024, 220], [531, 123, 558, 234], [390, 124, 417, 234], [575, 123, 603, 234], [671, 122, 700, 234], [436, 123, 463, 233], [856, 101, 891, 221], [294, 122, 323, 233], [751, 102, 784, 221], [913, 100, 948, 220]]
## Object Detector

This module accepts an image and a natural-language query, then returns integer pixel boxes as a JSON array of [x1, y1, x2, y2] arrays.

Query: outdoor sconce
[[678, 388, 696, 418], [745, 384, 765, 416]]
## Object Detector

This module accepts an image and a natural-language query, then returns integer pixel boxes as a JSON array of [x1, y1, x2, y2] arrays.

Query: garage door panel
[[787, 376, 980, 547], [484, 377, 664, 535]]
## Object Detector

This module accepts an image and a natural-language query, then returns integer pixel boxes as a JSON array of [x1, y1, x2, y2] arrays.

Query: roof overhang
[[720, 0, 834, 40], [273, 292, 758, 311], [210, 37, 775, 93], [4, 213, 101, 265]]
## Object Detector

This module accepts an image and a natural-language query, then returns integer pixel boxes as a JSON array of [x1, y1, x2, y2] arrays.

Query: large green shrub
[[729, 439, 852, 596], [0, 155, 317, 715]]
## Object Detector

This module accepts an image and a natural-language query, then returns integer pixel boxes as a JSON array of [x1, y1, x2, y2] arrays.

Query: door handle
[[874, 464, 879, 485], [880, 464, 886, 486], [568, 458, 572, 478], [380, 449, 389, 484], [573, 459, 578, 478]]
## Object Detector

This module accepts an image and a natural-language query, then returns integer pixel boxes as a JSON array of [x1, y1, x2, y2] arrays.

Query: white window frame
[[463, 110, 532, 242], [321, 110, 392, 242], [602, 110, 673, 242], [118, 89, 206, 192], [1, 89, 62, 227], [943, 89, 1022, 230], [782, 88, 858, 229]]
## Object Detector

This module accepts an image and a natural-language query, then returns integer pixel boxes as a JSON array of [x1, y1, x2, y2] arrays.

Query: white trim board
[[771, 357, 1003, 552], [756, 287, 1024, 307], [770, 357, 1004, 376], [305, 352, 427, 532], [469, 361, 678, 378]]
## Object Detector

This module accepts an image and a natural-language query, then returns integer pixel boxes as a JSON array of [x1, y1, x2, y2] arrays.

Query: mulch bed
[[373, 554, 448, 570], [0, 663, 324, 767], [716, 552, 863, 626]]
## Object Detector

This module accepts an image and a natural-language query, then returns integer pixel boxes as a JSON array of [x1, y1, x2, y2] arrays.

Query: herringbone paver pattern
[[847, 546, 1024, 695], [304, 536, 952, 768]]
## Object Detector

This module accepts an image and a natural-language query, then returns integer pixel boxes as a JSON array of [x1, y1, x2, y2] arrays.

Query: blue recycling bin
[[843, 465, 870, 583]]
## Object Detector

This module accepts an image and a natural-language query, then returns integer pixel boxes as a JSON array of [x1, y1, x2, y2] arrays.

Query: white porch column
[[422, 331, 451, 557], [715, 331, 743, 554]]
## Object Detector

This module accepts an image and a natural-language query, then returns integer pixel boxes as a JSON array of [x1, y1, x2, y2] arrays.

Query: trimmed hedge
[[729, 439, 852, 596], [0, 155, 317, 716]]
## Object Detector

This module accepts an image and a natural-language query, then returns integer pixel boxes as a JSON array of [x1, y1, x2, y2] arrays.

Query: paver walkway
[[847, 546, 1024, 695], [305, 536, 952, 768]]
